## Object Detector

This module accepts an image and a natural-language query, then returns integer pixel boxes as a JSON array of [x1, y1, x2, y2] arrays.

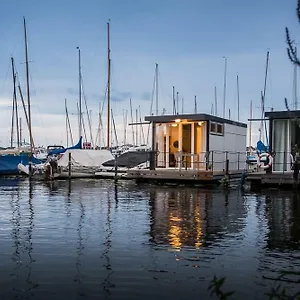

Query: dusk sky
[[0, 0, 299, 147]]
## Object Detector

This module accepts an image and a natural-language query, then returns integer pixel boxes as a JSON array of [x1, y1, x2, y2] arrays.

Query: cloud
[[111, 90, 131, 102], [65, 87, 77, 96]]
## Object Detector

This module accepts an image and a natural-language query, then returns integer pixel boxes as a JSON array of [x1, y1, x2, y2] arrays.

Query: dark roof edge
[[145, 113, 247, 128], [265, 110, 300, 119]]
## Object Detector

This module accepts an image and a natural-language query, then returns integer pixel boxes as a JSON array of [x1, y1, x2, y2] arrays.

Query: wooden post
[[68, 152, 71, 179], [28, 153, 32, 180], [225, 151, 229, 175], [114, 154, 118, 181]]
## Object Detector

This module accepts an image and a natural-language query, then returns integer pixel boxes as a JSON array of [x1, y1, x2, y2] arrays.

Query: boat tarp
[[102, 151, 150, 168], [57, 149, 114, 167], [0, 153, 41, 175]]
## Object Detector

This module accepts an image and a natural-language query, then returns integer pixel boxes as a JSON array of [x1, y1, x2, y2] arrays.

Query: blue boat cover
[[0, 153, 41, 175], [256, 140, 268, 154], [47, 137, 82, 156]]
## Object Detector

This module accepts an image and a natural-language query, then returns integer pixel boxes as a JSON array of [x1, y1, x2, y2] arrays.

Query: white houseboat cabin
[[145, 113, 247, 172]]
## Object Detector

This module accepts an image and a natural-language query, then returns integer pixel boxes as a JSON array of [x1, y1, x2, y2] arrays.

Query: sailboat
[[0, 18, 45, 175], [246, 51, 270, 167]]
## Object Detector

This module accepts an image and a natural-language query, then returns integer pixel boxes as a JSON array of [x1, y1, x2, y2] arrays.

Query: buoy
[[257, 152, 273, 170]]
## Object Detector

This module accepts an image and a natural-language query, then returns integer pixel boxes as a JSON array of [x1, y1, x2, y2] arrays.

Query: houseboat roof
[[145, 113, 247, 128], [265, 110, 300, 119]]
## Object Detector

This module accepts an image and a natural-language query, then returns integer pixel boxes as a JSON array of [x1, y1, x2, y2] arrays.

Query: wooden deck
[[126, 168, 245, 185], [246, 171, 300, 189]]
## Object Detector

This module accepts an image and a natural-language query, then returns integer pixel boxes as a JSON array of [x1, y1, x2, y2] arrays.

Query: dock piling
[[114, 154, 118, 182], [68, 152, 71, 179], [28, 152, 32, 180], [225, 159, 229, 175]]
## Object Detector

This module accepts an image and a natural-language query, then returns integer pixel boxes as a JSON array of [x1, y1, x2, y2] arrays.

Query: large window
[[210, 122, 224, 136]]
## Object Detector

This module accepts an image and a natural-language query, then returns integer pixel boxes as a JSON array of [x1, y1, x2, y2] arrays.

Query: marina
[[1, 1, 300, 299]]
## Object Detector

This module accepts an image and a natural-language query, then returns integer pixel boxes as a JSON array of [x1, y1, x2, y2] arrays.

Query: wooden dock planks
[[127, 168, 245, 183]]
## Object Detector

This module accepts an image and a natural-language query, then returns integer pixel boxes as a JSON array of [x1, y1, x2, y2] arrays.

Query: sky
[[0, 0, 299, 147]]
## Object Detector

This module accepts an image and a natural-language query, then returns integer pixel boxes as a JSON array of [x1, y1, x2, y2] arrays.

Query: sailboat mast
[[237, 75, 240, 121], [107, 21, 111, 149], [11, 57, 20, 148], [77, 47, 82, 139], [155, 63, 158, 115], [223, 57, 227, 119], [130, 98, 135, 145], [214, 86, 217, 116], [176, 92, 179, 115], [260, 51, 269, 144], [10, 58, 15, 148], [65, 98, 69, 147], [249, 100, 252, 148], [136, 108, 138, 146], [172, 86, 176, 115], [293, 47, 298, 110], [19, 117, 22, 146], [23, 17, 33, 152]]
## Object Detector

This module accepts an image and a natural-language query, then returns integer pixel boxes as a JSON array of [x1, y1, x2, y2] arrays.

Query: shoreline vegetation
[[209, 272, 300, 299]]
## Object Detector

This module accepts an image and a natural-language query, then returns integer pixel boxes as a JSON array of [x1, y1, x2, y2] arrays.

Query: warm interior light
[[175, 119, 181, 123], [198, 121, 203, 126], [171, 123, 178, 127]]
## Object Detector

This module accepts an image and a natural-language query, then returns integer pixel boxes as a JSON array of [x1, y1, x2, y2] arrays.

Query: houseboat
[[247, 109, 300, 188], [127, 113, 247, 184]]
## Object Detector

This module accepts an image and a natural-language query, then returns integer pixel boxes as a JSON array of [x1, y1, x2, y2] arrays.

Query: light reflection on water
[[0, 178, 299, 299]]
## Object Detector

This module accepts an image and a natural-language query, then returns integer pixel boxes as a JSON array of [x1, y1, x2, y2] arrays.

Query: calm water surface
[[0, 178, 300, 299]]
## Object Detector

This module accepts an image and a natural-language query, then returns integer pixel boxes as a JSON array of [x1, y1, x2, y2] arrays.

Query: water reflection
[[101, 187, 114, 298], [8, 180, 38, 297], [2, 178, 300, 299], [74, 194, 85, 297], [9, 183, 21, 282], [148, 187, 247, 249], [263, 190, 300, 251]]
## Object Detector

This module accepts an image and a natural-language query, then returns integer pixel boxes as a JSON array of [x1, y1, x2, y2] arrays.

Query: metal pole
[[223, 57, 227, 119], [214, 85, 217, 116], [77, 47, 82, 139], [107, 21, 111, 149], [237, 75, 240, 121], [155, 63, 158, 115], [24, 17, 33, 178]]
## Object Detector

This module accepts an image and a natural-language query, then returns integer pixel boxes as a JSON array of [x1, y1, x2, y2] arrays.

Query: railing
[[154, 151, 246, 173]]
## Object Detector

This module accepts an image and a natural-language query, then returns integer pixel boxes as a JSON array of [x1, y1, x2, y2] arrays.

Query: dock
[[246, 171, 300, 189], [127, 168, 245, 185]]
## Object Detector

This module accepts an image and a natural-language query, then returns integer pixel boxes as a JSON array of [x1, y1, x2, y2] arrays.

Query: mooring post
[[225, 152, 229, 175], [114, 154, 118, 182], [28, 152, 32, 180], [68, 152, 71, 179]]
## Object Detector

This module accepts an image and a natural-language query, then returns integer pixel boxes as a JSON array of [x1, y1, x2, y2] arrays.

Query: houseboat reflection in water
[[263, 191, 300, 251], [2, 178, 300, 299], [148, 187, 248, 249]]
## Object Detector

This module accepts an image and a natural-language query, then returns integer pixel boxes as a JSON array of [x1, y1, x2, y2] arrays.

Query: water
[[0, 178, 299, 300]]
